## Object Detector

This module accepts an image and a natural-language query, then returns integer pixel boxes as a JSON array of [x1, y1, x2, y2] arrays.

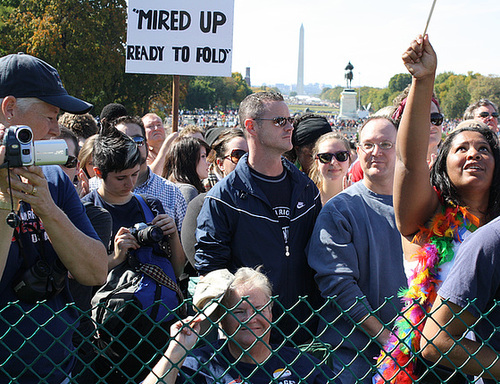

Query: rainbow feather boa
[[373, 205, 479, 384]]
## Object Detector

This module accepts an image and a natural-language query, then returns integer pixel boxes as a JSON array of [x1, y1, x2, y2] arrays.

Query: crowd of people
[[1, 34, 500, 384]]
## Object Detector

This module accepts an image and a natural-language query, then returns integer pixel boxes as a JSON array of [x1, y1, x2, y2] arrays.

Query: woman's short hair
[[221, 266, 273, 309], [162, 136, 210, 193], [431, 124, 500, 221]]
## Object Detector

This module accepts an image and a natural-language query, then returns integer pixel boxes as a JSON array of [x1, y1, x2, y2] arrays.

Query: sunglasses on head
[[64, 155, 78, 169], [132, 136, 145, 146], [430, 113, 444, 126], [478, 111, 499, 119], [316, 151, 350, 164], [224, 149, 247, 164], [256, 116, 294, 127]]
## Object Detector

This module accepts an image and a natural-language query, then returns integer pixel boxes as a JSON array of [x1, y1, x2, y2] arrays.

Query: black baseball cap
[[0, 53, 93, 114]]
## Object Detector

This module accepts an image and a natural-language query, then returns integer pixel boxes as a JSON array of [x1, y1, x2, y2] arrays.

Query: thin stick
[[423, 0, 438, 37]]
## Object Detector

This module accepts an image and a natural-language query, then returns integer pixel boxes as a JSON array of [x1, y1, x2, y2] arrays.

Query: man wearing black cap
[[0, 53, 107, 382], [291, 113, 332, 175]]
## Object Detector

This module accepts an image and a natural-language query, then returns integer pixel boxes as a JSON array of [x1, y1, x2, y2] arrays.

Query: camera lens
[[16, 128, 33, 144]]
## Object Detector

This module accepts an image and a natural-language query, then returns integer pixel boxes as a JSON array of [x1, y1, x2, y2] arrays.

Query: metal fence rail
[[0, 296, 497, 383]]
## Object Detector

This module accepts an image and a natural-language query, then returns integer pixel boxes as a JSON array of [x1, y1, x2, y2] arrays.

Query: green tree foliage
[[183, 73, 251, 110], [0, 1, 248, 115], [468, 75, 500, 108], [440, 77, 470, 119], [0, 0, 129, 113], [388, 73, 412, 94], [320, 86, 344, 103]]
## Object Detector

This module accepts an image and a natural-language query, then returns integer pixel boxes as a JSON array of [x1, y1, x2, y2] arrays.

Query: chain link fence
[[0, 296, 497, 383]]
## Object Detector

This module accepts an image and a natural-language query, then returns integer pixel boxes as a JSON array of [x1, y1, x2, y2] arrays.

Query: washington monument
[[297, 24, 304, 95]]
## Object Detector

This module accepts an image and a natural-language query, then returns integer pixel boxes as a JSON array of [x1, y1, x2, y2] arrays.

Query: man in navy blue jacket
[[195, 91, 322, 345]]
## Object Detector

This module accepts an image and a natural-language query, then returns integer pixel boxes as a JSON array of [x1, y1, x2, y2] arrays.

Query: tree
[[440, 77, 470, 119], [388, 73, 412, 94], [468, 75, 500, 108]]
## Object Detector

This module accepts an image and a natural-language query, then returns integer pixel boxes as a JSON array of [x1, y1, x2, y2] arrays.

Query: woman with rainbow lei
[[374, 35, 500, 384]]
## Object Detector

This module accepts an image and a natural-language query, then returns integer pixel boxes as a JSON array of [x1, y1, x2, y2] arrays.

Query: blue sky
[[232, 0, 500, 88]]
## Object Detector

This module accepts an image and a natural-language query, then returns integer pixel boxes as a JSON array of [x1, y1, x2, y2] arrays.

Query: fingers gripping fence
[[0, 296, 498, 383]]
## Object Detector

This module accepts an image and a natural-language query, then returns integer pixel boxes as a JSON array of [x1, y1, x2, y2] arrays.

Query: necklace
[[374, 205, 479, 383]]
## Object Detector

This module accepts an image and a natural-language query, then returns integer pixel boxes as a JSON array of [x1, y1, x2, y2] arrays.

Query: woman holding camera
[[82, 128, 185, 383]]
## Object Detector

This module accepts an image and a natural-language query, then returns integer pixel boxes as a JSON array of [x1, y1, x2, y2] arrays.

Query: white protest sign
[[126, 0, 234, 77]]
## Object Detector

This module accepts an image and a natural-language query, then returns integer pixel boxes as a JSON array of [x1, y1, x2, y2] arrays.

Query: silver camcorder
[[2, 125, 68, 167]]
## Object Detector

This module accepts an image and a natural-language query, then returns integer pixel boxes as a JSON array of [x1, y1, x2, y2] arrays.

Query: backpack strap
[[133, 193, 155, 223]]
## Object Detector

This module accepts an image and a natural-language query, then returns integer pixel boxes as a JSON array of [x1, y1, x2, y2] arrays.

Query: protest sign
[[126, 0, 234, 77]]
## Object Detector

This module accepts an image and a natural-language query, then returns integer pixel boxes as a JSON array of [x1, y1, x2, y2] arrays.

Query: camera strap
[[13, 204, 46, 269], [132, 194, 183, 305]]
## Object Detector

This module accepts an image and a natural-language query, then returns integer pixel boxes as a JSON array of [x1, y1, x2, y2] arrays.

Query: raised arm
[[394, 35, 440, 237], [150, 131, 179, 176], [143, 316, 202, 384]]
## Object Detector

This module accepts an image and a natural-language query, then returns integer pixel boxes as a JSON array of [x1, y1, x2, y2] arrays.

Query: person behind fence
[[0, 53, 108, 383], [144, 267, 336, 384], [421, 213, 500, 383], [195, 91, 323, 346], [374, 35, 500, 384], [82, 129, 186, 383], [307, 116, 406, 384]]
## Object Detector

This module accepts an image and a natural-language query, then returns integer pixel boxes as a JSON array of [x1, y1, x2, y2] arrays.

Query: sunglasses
[[64, 155, 78, 169], [224, 149, 247, 164], [431, 113, 444, 126], [132, 136, 145, 147], [316, 151, 350, 164], [256, 116, 294, 127], [478, 111, 499, 119]]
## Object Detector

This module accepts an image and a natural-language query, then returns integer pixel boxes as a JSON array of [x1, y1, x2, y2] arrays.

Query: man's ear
[[1, 96, 17, 121], [244, 118, 257, 137], [94, 167, 103, 178], [216, 157, 225, 174]]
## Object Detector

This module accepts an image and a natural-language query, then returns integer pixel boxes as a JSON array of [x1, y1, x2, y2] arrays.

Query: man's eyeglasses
[[431, 113, 444, 126], [359, 141, 394, 153], [132, 136, 145, 147], [256, 116, 294, 127], [316, 151, 350, 164], [478, 111, 499, 119], [64, 156, 78, 169], [224, 149, 247, 164]]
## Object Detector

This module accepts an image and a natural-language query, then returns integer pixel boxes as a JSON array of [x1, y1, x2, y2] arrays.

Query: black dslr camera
[[1, 125, 68, 167], [12, 258, 67, 303], [129, 222, 163, 246]]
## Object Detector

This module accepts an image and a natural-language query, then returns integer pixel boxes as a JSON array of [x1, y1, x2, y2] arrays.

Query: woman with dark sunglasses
[[308, 132, 352, 205], [205, 128, 248, 189]]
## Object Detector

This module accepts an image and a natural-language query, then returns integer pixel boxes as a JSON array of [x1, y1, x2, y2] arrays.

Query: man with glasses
[[307, 116, 406, 383], [464, 99, 499, 134], [195, 92, 322, 345]]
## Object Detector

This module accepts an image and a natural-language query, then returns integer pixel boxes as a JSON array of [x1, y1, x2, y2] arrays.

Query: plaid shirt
[[89, 168, 187, 232]]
